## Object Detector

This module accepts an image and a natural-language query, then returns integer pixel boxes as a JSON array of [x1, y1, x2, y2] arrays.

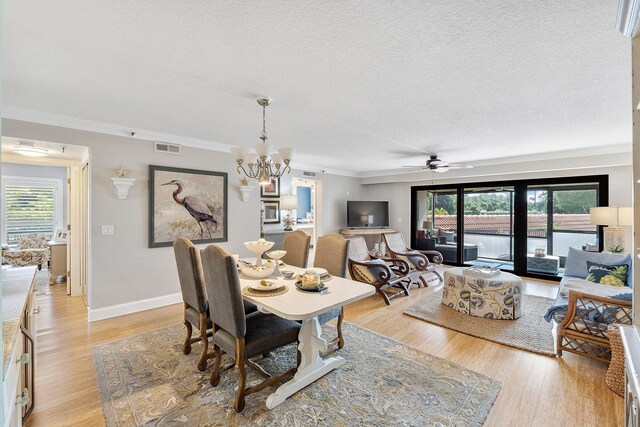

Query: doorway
[[292, 178, 319, 247]]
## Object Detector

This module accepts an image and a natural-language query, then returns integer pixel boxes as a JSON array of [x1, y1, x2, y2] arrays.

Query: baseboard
[[88, 292, 182, 322]]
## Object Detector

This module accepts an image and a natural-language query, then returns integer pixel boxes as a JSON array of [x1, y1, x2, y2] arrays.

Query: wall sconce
[[239, 178, 254, 202], [111, 167, 135, 200]]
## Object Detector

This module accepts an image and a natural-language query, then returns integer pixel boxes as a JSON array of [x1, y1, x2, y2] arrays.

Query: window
[[2, 178, 63, 248]]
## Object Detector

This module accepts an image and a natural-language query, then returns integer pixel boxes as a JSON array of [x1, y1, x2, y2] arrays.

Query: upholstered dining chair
[[281, 230, 310, 268], [313, 233, 350, 349], [346, 235, 413, 305], [173, 237, 258, 372], [383, 232, 444, 287], [201, 245, 301, 412]]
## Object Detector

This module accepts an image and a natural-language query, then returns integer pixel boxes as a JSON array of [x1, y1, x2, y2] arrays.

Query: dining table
[[238, 259, 375, 409]]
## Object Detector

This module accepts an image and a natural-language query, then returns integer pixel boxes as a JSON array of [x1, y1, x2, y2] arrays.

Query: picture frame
[[260, 177, 280, 198], [263, 201, 281, 224], [149, 165, 228, 248]]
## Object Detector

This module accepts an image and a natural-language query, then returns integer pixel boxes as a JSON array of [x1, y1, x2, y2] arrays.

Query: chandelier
[[231, 98, 294, 185]]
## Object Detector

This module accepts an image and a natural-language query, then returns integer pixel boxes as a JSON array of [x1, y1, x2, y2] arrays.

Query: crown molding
[[2, 106, 357, 177], [617, 0, 640, 37]]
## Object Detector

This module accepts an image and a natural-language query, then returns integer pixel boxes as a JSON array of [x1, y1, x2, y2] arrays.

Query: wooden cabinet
[[49, 242, 67, 284]]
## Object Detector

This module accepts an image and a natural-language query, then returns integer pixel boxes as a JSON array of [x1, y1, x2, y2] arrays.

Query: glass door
[[414, 189, 458, 263], [462, 187, 514, 270], [526, 185, 598, 277]]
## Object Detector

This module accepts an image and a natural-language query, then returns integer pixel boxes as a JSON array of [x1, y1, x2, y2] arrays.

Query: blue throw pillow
[[564, 247, 631, 284], [366, 258, 395, 279], [585, 262, 629, 287]]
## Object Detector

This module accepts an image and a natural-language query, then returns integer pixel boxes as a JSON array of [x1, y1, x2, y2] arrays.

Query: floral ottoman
[[441, 267, 523, 320]]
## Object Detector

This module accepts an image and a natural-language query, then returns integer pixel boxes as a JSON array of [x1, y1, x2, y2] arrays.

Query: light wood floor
[[27, 276, 622, 427]]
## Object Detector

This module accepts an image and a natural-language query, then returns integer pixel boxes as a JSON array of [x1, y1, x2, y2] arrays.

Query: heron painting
[[149, 165, 227, 247]]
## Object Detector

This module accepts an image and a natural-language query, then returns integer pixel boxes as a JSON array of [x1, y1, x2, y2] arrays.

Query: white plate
[[246, 281, 283, 291], [309, 267, 328, 276]]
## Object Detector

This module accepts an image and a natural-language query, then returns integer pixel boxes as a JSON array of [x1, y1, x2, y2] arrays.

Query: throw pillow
[[352, 258, 395, 284], [585, 262, 629, 287]]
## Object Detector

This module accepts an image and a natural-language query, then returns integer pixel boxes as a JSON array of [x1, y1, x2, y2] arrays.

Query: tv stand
[[340, 227, 396, 249]]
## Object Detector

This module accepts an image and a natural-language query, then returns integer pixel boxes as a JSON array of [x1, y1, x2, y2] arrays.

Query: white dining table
[[238, 261, 375, 409]]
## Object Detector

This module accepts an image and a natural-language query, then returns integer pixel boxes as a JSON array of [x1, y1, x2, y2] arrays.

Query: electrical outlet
[[102, 225, 115, 235]]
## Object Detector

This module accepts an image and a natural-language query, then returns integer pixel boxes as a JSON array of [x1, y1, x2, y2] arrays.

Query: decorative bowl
[[266, 250, 287, 260], [238, 260, 276, 279], [243, 239, 275, 266]]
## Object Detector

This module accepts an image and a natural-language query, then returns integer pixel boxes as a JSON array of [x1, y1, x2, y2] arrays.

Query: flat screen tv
[[347, 201, 389, 228]]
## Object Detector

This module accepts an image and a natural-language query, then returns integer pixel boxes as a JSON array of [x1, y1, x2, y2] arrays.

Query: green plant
[[608, 245, 624, 253]]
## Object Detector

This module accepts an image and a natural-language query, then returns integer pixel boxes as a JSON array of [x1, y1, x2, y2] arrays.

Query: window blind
[[5, 184, 57, 248]]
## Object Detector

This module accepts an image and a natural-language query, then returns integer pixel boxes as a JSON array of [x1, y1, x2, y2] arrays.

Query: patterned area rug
[[405, 290, 555, 356], [93, 322, 501, 426]]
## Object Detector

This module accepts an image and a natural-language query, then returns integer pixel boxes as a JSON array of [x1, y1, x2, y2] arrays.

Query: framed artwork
[[149, 165, 227, 248], [263, 201, 281, 224], [260, 177, 280, 198]]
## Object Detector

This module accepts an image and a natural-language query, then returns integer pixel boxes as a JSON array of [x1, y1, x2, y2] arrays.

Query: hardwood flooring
[[26, 275, 622, 427]]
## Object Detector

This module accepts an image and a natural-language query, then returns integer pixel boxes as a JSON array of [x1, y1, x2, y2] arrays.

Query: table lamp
[[280, 194, 298, 231], [590, 206, 632, 252]]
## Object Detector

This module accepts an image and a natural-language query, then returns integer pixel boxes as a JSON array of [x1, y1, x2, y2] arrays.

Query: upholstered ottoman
[[441, 267, 523, 320]]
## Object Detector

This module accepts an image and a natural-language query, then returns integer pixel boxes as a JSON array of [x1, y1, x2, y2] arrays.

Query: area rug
[[93, 322, 501, 426], [404, 290, 555, 356]]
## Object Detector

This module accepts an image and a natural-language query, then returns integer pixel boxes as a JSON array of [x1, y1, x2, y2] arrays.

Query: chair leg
[[183, 319, 193, 355], [336, 308, 345, 349], [418, 274, 429, 288], [210, 344, 223, 386], [377, 288, 392, 305], [234, 338, 247, 412], [433, 269, 444, 285], [197, 312, 209, 372]]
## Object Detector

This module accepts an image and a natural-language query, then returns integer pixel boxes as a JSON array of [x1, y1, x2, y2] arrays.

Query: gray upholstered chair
[[383, 232, 443, 287], [173, 237, 258, 371], [347, 235, 413, 305], [281, 230, 310, 268], [201, 245, 300, 412], [313, 233, 350, 349], [173, 237, 212, 371]]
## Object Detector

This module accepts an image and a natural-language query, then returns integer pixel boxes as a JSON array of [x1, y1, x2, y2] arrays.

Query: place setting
[[239, 239, 290, 297]]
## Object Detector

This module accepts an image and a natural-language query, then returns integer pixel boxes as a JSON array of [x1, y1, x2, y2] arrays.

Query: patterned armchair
[[3, 233, 52, 270]]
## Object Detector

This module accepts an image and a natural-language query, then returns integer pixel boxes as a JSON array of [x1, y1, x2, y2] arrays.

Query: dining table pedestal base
[[265, 316, 344, 409]]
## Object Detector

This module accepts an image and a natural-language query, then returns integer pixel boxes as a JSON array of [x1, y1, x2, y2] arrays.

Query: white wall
[[2, 118, 364, 319], [1, 162, 68, 223], [362, 159, 633, 249]]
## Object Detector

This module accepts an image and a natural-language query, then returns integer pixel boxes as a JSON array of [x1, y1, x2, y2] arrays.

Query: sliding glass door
[[463, 187, 514, 270], [526, 185, 598, 276], [411, 175, 607, 280]]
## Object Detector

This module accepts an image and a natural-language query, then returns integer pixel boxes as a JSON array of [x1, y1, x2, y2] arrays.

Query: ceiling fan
[[402, 154, 473, 173]]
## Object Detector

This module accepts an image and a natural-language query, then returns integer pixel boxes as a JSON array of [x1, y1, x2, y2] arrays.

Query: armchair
[[3, 233, 52, 270], [347, 236, 414, 305], [382, 232, 443, 287]]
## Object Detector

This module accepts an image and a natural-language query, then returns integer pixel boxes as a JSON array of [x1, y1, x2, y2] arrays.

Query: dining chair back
[[314, 233, 350, 278], [173, 237, 211, 371], [281, 230, 310, 268], [201, 245, 247, 339]]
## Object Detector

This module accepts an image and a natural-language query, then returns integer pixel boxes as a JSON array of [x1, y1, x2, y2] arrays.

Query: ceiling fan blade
[[447, 163, 473, 169], [401, 165, 428, 169], [434, 167, 449, 173]]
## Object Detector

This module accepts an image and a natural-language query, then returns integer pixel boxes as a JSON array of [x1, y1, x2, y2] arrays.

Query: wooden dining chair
[[346, 235, 413, 305], [313, 233, 350, 349], [281, 230, 310, 268], [201, 245, 301, 412], [173, 237, 259, 371], [383, 232, 444, 287]]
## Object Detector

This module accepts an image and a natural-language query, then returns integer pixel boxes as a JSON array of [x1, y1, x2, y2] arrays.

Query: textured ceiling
[[2, 1, 631, 175]]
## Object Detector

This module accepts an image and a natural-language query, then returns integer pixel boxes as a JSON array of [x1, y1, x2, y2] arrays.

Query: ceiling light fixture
[[14, 141, 48, 157], [230, 98, 294, 185]]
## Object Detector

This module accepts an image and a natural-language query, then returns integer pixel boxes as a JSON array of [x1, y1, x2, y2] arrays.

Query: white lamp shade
[[280, 194, 298, 210], [255, 142, 273, 157], [230, 147, 248, 161], [270, 153, 283, 165], [618, 207, 632, 226], [277, 147, 294, 161], [590, 207, 620, 226]]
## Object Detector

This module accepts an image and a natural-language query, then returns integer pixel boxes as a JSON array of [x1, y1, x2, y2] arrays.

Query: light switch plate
[[102, 225, 115, 235]]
